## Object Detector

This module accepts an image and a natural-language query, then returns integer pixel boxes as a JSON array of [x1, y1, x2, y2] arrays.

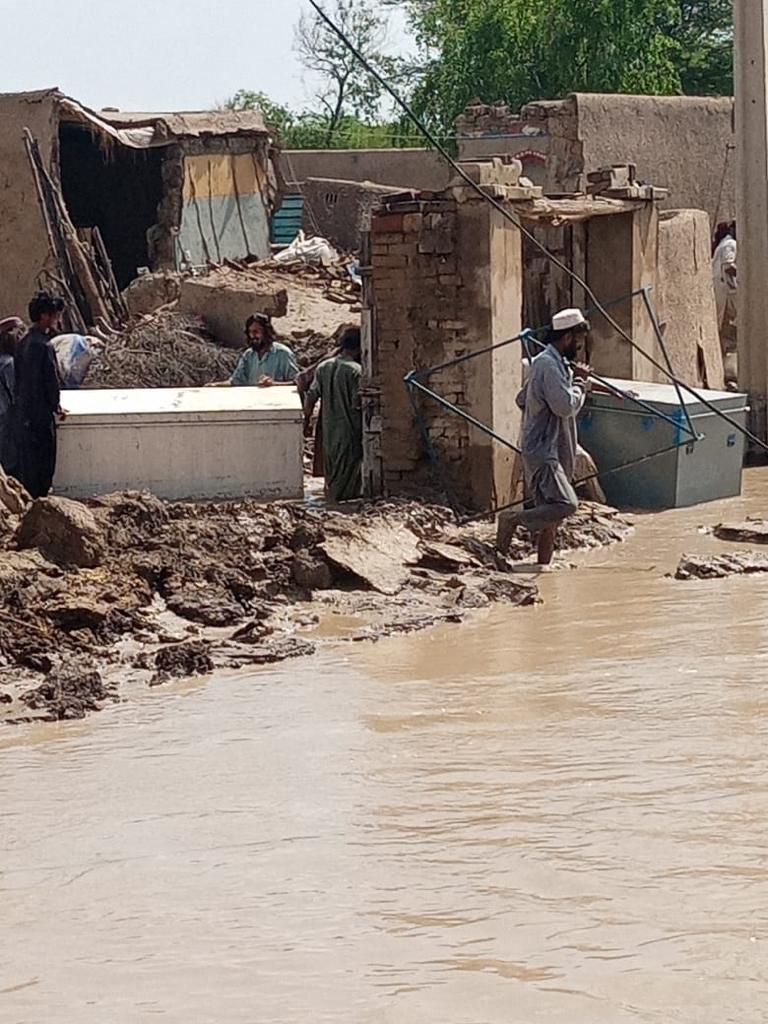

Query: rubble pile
[[0, 484, 633, 724], [90, 256, 362, 390], [675, 551, 768, 579], [675, 519, 768, 579]]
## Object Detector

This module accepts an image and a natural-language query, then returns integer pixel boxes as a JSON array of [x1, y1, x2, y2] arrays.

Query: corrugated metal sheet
[[271, 195, 305, 245], [178, 154, 271, 262], [58, 97, 268, 149]]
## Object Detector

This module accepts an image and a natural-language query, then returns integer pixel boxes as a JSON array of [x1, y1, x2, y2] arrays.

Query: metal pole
[[639, 286, 698, 440]]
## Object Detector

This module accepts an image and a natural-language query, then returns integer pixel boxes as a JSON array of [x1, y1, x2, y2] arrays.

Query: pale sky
[[1, 0, 409, 113]]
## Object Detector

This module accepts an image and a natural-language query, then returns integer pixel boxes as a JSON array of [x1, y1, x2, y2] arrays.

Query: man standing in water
[[303, 327, 363, 503], [497, 308, 592, 566], [14, 292, 65, 499]]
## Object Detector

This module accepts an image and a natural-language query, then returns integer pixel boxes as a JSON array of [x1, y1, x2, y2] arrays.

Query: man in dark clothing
[[303, 328, 363, 503], [0, 316, 24, 478], [14, 292, 65, 499]]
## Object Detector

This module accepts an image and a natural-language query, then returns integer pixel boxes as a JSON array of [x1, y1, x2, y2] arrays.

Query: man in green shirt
[[304, 327, 363, 503], [215, 313, 299, 387]]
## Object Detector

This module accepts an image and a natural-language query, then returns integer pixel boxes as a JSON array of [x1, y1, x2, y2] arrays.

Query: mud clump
[[17, 497, 106, 568], [147, 641, 214, 687], [291, 552, 333, 592], [675, 551, 768, 579], [20, 662, 114, 721], [165, 590, 245, 627]]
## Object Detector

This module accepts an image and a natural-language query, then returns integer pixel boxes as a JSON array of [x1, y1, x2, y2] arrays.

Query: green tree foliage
[[226, 0, 419, 150], [393, 0, 733, 133], [677, 1, 734, 96], [226, 91, 294, 136], [224, 89, 424, 150]]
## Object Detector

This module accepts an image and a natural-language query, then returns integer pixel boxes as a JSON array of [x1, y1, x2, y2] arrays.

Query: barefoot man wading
[[497, 308, 593, 567]]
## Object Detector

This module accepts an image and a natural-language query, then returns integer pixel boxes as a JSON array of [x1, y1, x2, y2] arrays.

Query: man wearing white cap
[[497, 308, 592, 566]]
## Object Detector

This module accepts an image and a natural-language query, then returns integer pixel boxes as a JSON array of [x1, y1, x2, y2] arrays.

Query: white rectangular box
[[55, 386, 304, 501]]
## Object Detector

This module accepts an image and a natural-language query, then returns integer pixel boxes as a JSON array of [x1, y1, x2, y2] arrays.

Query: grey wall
[[302, 177, 403, 252], [283, 148, 453, 192]]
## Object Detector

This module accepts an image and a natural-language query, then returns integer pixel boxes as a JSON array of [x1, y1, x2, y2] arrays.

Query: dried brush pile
[[86, 312, 239, 389]]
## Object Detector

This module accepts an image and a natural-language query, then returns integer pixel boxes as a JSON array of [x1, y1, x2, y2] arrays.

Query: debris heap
[[86, 256, 362, 390]]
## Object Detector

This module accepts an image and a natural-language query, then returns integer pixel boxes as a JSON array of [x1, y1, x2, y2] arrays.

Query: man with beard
[[497, 308, 592, 566], [215, 313, 299, 388]]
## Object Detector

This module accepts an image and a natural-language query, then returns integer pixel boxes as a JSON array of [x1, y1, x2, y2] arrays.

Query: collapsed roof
[[55, 91, 269, 149]]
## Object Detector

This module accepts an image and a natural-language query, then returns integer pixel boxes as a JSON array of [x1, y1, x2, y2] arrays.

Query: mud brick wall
[[523, 93, 735, 226], [370, 195, 523, 510], [302, 177, 403, 251]]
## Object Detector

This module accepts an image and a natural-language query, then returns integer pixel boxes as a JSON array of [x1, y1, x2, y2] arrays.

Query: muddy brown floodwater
[[3, 471, 768, 1023]]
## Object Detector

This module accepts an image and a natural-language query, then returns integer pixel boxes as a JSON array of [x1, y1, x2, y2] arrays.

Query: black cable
[[305, 0, 768, 457]]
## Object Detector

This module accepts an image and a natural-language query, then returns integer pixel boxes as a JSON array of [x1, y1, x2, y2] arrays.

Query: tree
[[392, 0, 733, 134], [676, 1, 733, 95], [226, 90, 295, 136], [295, 0, 393, 145], [223, 89, 421, 150]]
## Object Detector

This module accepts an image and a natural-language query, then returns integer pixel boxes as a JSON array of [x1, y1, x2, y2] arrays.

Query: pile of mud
[[0, 490, 632, 724]]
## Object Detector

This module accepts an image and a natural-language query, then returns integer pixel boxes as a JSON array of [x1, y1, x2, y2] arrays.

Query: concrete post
[[584, 205, 659, 381], [735, 1, 768, 439]]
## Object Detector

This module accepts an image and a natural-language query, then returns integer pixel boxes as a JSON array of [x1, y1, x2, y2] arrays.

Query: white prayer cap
[[552, 308, 589, 332]]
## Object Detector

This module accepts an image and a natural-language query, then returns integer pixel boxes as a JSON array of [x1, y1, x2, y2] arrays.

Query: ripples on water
[[2, 472, 768, 1022]]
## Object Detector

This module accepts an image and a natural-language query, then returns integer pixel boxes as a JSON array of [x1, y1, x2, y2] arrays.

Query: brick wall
[[370, 186, 525, 510]]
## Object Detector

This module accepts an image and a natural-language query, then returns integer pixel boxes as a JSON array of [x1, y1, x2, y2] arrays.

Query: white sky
[[1, 0, 410, 113]]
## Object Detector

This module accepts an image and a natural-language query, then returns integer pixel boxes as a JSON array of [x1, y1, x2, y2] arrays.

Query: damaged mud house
[[0, 84, 756, 722], [0, 87, 280, 313]]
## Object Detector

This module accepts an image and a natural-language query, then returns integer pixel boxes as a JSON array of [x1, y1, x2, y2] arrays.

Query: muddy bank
[[0, 491, 632, 724], [675, 551, 768, 579]]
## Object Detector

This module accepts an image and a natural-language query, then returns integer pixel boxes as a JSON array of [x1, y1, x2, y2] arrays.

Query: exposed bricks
[[372, 212, 404, 233], [370, 189, 523, 505]]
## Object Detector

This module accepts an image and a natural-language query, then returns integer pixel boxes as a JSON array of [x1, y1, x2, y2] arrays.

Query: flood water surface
[[3, 472, 768, 1022]]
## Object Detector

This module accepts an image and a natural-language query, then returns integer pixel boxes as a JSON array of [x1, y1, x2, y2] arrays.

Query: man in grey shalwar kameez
[[497, 308, 592, 566]]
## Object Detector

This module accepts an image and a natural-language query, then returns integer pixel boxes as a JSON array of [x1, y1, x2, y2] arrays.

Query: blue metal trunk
[[578, 379, 749, 510]]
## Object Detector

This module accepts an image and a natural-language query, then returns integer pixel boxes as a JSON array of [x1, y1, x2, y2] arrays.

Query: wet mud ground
[[0, 491, 631, 724]]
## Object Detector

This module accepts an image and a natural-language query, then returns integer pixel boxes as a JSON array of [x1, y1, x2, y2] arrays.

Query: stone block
[[16, 497, 106, 568], [178, 270, 288, 348], [122, 271, 182, 316]]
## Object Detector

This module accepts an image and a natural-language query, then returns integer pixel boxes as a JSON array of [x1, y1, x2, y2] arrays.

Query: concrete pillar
[[735, 1, 768, 439], [584, 205, 659, 381]]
